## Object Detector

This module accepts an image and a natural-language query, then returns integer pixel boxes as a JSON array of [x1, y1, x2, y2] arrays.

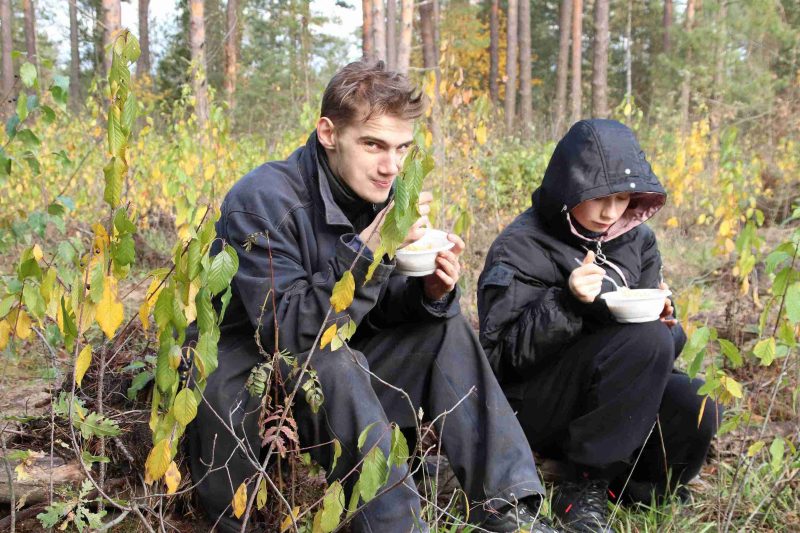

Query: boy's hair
[[321, 60, 427, 128]]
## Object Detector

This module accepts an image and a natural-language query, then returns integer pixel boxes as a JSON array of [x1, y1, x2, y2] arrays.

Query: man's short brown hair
[[320, 60, 427, 128]]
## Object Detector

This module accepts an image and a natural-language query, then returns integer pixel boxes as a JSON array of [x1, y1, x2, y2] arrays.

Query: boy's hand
[[659, 281, 678, 328], [359, 192, 433, 252], [423, 234, 465, 301], [568, 251, 605, 303]]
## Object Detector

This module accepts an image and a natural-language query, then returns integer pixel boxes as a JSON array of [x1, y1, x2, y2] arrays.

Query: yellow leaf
[[320, 324, 337, 350], [697, 396, 708, 429], [15, 462, 31, 482], [232, 481, 248, 519], [719, 219, 731, 237], [96, 276, 123, 338], [75, 345, 92, 387], [697, 213, 707, 225], [257, 478, 268, 510], [78, 302, 96, 334], [280, 507, 301, 532], [720, 375, 743, 399], [164, 461, 181, 495], [748, 441, 765, 457], [475, 124, 487, 146], [32, 244, 43, 262], [138, 277, 163, 332], [12, 309, 31, 340], [0, 320, 10, 350], [330, 271, 355, 313], [666, 217, 679, 228], [144, 439, 172, 484]]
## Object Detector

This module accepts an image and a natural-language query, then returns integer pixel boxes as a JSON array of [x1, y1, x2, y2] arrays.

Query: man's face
[[571, 192, 632, 233], [318, 113, 415, 204]]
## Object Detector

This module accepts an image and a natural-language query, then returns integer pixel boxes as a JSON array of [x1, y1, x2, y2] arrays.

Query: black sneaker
[[552, 478, 616, 533], [480, 499, 562, 533]]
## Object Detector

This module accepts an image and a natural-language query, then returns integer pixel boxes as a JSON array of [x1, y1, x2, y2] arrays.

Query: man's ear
[[316, 117, 337, 150]]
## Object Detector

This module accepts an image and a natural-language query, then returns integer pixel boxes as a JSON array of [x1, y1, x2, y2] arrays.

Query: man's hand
[[423, 233, 465, 301], [359, 192, 433, 252], [659, 281, 677, 328], [568, 251, 605, 303]]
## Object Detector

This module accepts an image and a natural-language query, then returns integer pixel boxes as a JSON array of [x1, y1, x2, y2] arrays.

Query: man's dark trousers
[[504, 320, 721, 496], [188, 313, 544, 532]]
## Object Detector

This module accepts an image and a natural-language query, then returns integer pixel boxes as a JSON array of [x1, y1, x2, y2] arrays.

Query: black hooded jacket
[[477, 119, 673, 386]]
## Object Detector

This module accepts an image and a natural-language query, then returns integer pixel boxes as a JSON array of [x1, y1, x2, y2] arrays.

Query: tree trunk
[[101, 0, 121, 77], [136, 0, 151, 77], [396, 0, 413, 74], [519, 0, 532, 130], [569, 0, 583, 125], [554, 0, 572, 136], [679, 0, 697, 135], [591, 0, 609, 118], [386, 0, 396, 70], [223, 0, 238, 110], [505, 0, 518, 131], [489, 0, 500, 103], [624, 0, 632, 120], [362, 0, 374, 61], [22, 0, 37, 72], [372, 0, 387, 63], [663, 0, 673, 54], [709, 0, 726, 175], [419, 1, 437, 71], [69, 0, 81, 109], [189, 0, 209, 129], [0, 0, 12, 117]]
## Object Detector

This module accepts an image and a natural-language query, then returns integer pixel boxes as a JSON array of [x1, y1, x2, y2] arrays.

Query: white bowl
[[395, 229, 454, 276], [600, 288, 671, 323]]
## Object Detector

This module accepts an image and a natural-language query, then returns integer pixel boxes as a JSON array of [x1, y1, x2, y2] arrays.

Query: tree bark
[[591, 0, 609, 118], [386, 0, 396, 70], [372, 0, 387, 63], [419, 0, 437, 71], [554, 0, 572, 136], [189, 0, 209, 128], [362, 0, 374, 61], [519, 0, 532, 130], [69, 0, 81, 109], [709, 0, 726, 175], [0, 0, 12, 117], [624, 0, 632, 120], [505, 0, 518, 131], [223, 0, 238, 110], [489, 0, 499, 103], [101, 0, 121, 77], [396, 0, 413, 75], [136, 0, 151, 78], [663, 0, 673, 54], [22, 0, 37, 72], [569, 0, 583, 125], [679, 0, 697, 135]]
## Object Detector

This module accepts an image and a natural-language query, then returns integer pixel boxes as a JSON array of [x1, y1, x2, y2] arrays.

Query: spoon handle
[[573, 257, 620, 291]]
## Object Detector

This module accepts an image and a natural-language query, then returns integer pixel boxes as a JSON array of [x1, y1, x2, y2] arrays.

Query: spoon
[[573, 257, 621, 291]]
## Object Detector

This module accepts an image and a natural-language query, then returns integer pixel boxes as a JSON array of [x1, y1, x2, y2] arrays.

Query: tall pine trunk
[[23, 0, 37, 72], [136, 0, 151, 77], [372, 0, 387, 63], [505, 0, 518, 132], [679, 0, 697, 135], [554, 0, 572, 136], [0, 0, 11, 118], [189, 0, 209, 129], [591, 0, 609, 118], [224, 0, 238, 110], [101, 0, 121, 77], [386, 0, 397, 70], [519, 0, 532, 131], [710, 0, 726, 176], [69, 0, 81, 110], [663, 0, 673, 54], [569, 0, 583, 125], [362, 0, 374, 61], [396, 0, 413, 74], [489, 0, 499, 103]]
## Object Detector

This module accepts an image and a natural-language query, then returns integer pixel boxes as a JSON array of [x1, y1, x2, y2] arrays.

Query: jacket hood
[[533, 119, 666, 242]]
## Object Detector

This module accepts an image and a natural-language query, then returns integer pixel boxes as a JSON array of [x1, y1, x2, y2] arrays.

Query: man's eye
[[398, 145, 409, 154], [364, 142, 380, 151]]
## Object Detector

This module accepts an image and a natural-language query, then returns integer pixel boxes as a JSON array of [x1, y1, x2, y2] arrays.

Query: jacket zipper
[[588, 240, 630, 288]]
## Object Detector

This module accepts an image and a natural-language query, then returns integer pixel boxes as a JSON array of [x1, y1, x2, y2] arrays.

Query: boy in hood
[[477, 120, 722, 532]]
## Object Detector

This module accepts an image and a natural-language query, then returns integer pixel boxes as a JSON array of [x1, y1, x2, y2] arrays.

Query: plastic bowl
[[395, 229, 454, 276], [600, 288, 671, 323]]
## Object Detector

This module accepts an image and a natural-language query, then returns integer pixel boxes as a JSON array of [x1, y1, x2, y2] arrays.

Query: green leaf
[[40, 105, 55, 124], [753, 337, 777, 366], [187, 239, 201, 280], [786, 283, 800, 325], [122, 32, 141, 62], [16, 92, 28, 122], [718, 339, 742, 368], [154, 289, 174, 332], [358, 447, 389, 503], [103, 156, 126, 208], [331, 439, 342, 472], [127, 370, 154, 400], [78, 412, 121, 438], [156, 349, 178, 393], [20, 62, 37, 88], [683, 326, 712, 378], [770, 437, 785, 473], [81, 451, 110, 465], [207, 244, 239, 295], [90, 264, 104, 304], [112, 234, 135, 267], [389, 425, 410, 468], [218, 285, 233, 324], [0, 294, 16, 319], [108, 108, 127, 158], [16, 129, 40, 150], [121, 91, 137, 132], [5, 114, 19, 137], [113, 208, 137, 234], [317, 481, 345, 533], [195, 329, 220, 375], [357, 422, 378, 451], [23, 283, 45, 319], [196, 288, 215, 333], [173, 388, 198, 426]]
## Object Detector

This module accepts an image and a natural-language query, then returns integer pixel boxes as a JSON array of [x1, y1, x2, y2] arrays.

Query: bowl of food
[[395, 229, 454, 276], [600, 288, 671, 323]]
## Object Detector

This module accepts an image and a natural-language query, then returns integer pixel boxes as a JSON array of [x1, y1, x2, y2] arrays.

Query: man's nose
[[378, 151, 402, 175]]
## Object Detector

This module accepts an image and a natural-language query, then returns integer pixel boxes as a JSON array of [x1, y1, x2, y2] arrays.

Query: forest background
[[0, 0, 799, 531]]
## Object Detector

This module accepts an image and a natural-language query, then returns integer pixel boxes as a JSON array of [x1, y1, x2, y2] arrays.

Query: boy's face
[[317, 113, 415, 204], [571, 192, 632, 233]]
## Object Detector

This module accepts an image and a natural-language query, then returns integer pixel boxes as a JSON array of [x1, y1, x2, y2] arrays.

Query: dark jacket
[[213, 132, 459, 358], [477, 119, 673, 386]]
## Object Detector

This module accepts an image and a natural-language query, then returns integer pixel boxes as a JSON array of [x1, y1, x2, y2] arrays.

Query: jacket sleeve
[[365, 273, 461, 329], [638, 227, 662, 289], [223, 209, 394, 357], [478, 261, 588, 374]]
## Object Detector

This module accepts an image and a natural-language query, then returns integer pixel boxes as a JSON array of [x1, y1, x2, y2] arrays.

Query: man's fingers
[[582, 250, 596, 265], [418, 191, 433, 205], [435, 269, 455, 288], [418, 203, 431, 216], [447, 233, 466, 255]]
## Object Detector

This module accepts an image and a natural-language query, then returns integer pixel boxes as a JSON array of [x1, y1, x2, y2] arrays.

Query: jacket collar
[[299, 131, 353, 229]]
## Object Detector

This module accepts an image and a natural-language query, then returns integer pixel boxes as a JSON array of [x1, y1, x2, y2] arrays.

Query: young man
[[477, 120, 722, 532], [187, 61, 556, 533]]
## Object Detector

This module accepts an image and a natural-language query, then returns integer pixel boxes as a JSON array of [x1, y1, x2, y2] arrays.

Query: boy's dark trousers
[[188, 314, 543, 533], [506, 320, 721, 494]]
